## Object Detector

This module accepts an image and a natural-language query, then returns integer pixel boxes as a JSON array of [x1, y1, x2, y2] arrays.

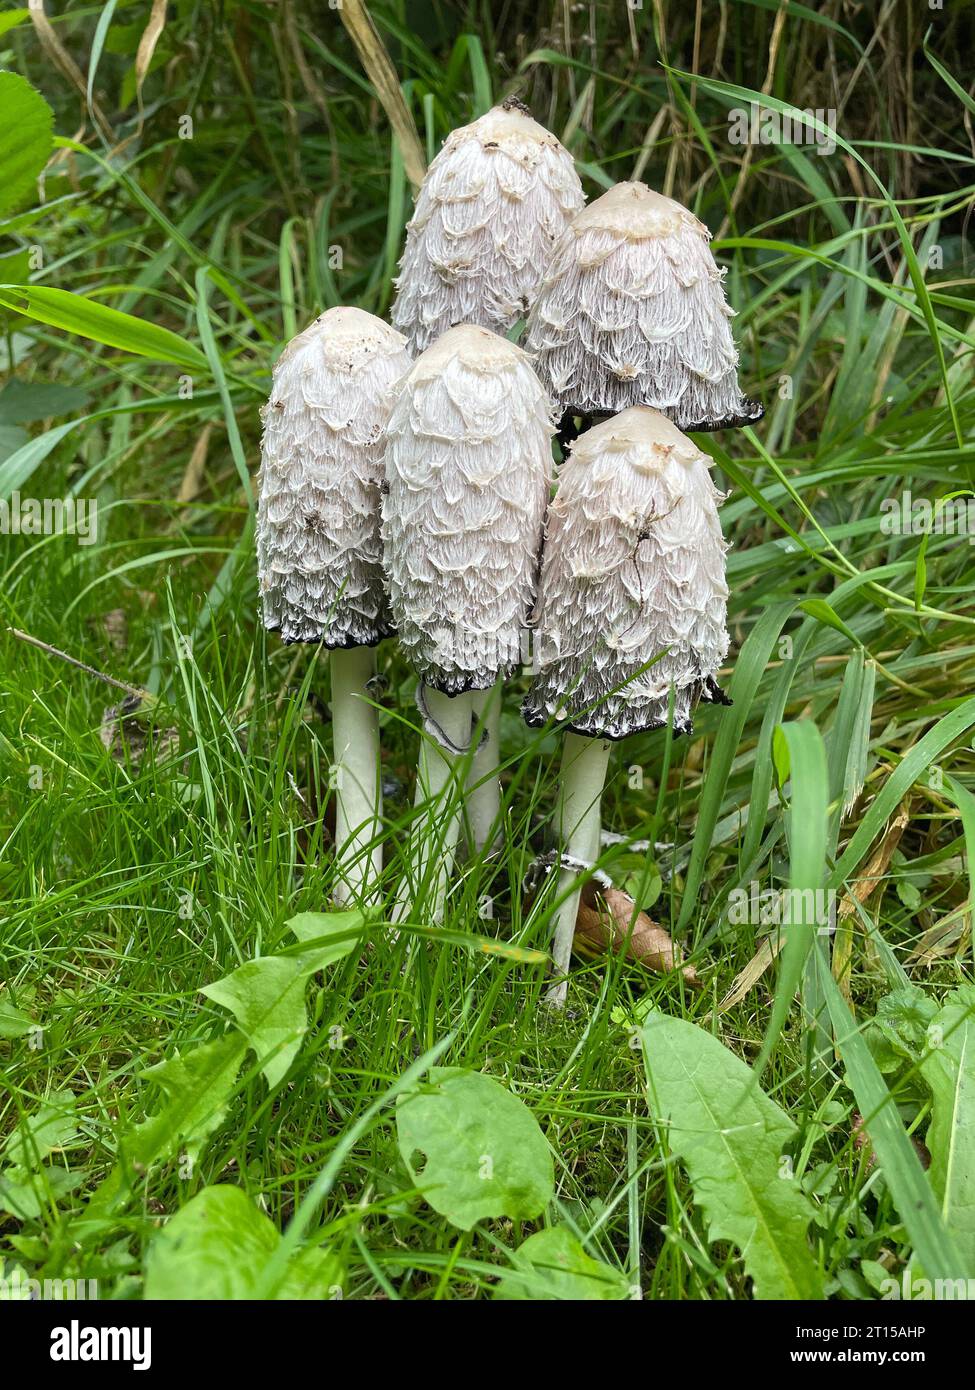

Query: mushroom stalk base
[[546, 733, 611, 1008], [397, 685, 475, 922], [331, 645, 382, 906], [467, 684, 501, 856]]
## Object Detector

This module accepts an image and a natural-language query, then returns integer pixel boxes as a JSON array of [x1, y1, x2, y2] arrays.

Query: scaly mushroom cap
[[382, 324, 554, 693], [522, 406, 730, 740], [391, 101, 585, 355], [257, 307, 412, 647], [525, 182, 762, 431]]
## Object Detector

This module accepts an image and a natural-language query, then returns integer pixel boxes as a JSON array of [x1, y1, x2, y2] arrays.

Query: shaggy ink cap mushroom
[[523, 405, 731, 741], [257, 306, 412, 648], [526, 182, 763, 432], [391, 100, 585, 355], [382, 323, 554, 695]]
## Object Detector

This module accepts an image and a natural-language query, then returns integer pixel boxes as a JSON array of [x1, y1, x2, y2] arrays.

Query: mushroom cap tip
[[569, 406, 707, 462], [407, 322, 530, 380], [275, 305, 408, 373], [571, 180, 706, 241], [456, 102, 567, 151]]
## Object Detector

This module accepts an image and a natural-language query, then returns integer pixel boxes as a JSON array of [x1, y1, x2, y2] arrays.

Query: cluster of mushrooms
[[256, 98, 761, 1006]]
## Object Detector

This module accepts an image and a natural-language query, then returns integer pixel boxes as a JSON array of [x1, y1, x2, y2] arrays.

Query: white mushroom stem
[[466, 683, 501, 856], [546, 733, 611, 1008], [396, 685, 475, 921], [330, 646, 382, 906]]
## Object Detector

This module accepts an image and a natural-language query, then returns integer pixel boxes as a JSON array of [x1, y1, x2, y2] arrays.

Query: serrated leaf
[[202, 959, 310, 1090], [201, 911, 363, 1088], [494, 1226, 631, 1300], [641, 1012, 822, 1299], [86, 1033, 246, 1219], [144, 1185, 342, 1300], [3, 1088, 77, 1169], [131, 1033, 248, 1167], [0, 72, 54, 216], [396, 1067, 553, 1231], [920, 986, 975, 1275]]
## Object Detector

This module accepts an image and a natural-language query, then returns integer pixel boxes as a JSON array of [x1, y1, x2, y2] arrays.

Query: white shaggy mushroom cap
[[522, 406, 730, 740], [257, 306, 412, 647], [525, 182, 762, 431], [382, 324, 554, 693], [391, 100, 585, 356]]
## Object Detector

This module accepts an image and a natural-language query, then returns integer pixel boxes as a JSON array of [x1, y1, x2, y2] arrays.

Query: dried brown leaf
[[338, 0, 426, 190], [833, 802, 911, 1004], [715, 931, 784, 1015], [100, 696, 178, 768], [135, 0, 169, 108], [28, 0, 114, 141], [178, 423, 212, 505], [574, 883, 701, 988]]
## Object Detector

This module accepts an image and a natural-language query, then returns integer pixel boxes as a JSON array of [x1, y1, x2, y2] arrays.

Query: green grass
[[1, 0, 974, 1301]]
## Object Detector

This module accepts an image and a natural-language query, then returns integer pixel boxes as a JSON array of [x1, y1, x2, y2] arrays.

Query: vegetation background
[[1, 0, 974, 1301]]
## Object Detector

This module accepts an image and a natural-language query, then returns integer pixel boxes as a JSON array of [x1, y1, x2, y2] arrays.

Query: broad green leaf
[[396, 1066, 553, 1230], [144, 1185, 342, 1300], [864, 987, 937, 1077], [202, 911, 364, 1089], [494, 1226, 631, 1300], [86, 1033, 246, 1219], [920, 987, 975, 1275], [0, 285, 208, 370], [202, 959, 312, 1091], [0, 1165, 82, 1220], [0, 999, 34, 1038], [3, 1089, 77, 1169], [0, 378, 91, 425], [0, 11, 29, 40], [641, 1012, 823, 1299], [0, 424, 28, 460], [285, 909, 366, 960], [0, 73, 54, 216], [131, 1034, 247, 1166]]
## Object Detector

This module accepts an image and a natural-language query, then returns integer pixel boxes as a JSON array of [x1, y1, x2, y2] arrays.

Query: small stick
[[7, 626, 152, 704]]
